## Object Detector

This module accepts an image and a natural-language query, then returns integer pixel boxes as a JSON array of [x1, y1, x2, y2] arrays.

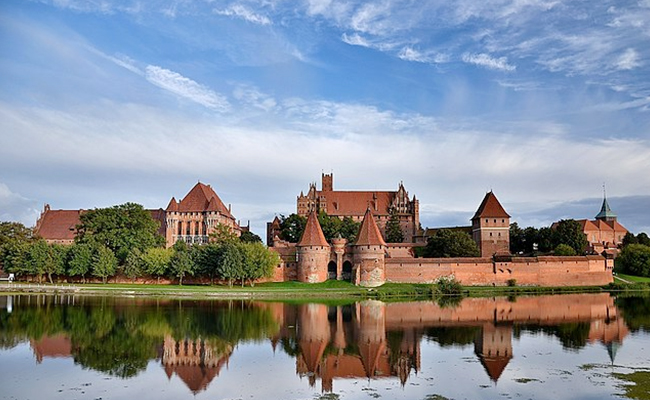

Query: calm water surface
[[0, 293, 648, 400]]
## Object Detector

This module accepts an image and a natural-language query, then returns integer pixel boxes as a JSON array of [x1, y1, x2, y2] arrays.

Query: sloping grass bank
[[2, 277, 649, 301]]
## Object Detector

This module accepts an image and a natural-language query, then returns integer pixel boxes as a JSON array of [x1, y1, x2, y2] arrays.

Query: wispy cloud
[[616, 48, 641, 70], [462, 53, 516, 71], [145, 66, 230, 111], [214, 4, 272, 25], [398, 46, 449, 64]]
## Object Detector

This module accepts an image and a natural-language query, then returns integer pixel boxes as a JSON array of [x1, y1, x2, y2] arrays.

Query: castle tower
[[474, 323, 513, 383], [354, 209, 387, 287], [296, 211, 331, 283], [322, 173, 333, 192], [357, 300, 387, 378], [471, 191, 511, 257]]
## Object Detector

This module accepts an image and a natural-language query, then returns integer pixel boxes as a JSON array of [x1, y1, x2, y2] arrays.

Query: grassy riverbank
[[2, 278, 649, 301]]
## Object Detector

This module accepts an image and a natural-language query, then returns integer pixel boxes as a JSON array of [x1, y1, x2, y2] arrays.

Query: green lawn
[[615, 273, 650, 283]]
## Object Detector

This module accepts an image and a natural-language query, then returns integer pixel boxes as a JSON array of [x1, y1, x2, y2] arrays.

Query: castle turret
[[354, 209, 386, 287], [296, 212, 330, 283], [471, 191, 510, 258]]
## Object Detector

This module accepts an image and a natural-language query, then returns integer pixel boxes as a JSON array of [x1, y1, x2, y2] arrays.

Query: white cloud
[[214, 4, 272, 25], [462, 53, 516, 71], [616, 48, 641, 70], [341, 32, 371, 47], [233, 85, 277, 111], [398, 46, 449, 64], [0, 183, 39, 226], [145, 66, 230, 111]]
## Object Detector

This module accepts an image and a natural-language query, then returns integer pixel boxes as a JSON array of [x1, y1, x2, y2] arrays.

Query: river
[[0, 293, 648, 399]]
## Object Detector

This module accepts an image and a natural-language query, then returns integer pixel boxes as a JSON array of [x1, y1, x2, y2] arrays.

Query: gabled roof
[[576, 219, 599, 232], [34, 209, 82, 240], [595, 197, 617, 220], [472, 191, 510, 220], [298, 212, 329, 247], [355, 209, 387, 246], [170, 182, 233, 218]]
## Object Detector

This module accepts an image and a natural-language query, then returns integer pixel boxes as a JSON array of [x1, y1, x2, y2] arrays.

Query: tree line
[[0, 203, 278, 285]]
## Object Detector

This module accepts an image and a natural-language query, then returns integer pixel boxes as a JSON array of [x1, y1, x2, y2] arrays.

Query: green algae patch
[[514, 378, 541, 383], [614, 371, 650, 400]]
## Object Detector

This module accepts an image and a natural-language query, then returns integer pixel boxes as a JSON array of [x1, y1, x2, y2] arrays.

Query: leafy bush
[[507, 278, 517, 287], [554, 243, 577, 256], [433, 275, 464, 296]]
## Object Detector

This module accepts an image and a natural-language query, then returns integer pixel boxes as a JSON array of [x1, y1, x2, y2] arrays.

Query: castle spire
[[595, 187, 617, 222]]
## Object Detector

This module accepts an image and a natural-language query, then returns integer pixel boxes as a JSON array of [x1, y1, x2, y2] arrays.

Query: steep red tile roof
[[171, 182, 233, 218], [479, 355, 511, 382], [320, 191, 394, 216], [472, 191, 510, 220], [298, 212, 329, 247], [576, 219, 599, 232], [355, 209, 387, 246], [34, 209, 82, 241], [166, 197, 179, 212]]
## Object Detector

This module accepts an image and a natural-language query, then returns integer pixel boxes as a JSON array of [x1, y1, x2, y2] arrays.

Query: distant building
[[295, 173, 420, 243], [33, 182, 240, 248], [575, 195, 628, 254], [164, 182, 240, 247], [471, 191, 511, 257]]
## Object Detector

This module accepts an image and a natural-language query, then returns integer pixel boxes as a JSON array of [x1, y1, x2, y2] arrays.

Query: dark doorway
[[342, 261, 352, 281], [327, 261, 337, 280]]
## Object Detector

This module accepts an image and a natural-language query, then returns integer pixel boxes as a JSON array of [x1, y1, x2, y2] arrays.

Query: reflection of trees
[[615, 296, 650, 333], [424, 327, 481, 347], [0, 296, 280, 379], [514, 323, 592, 350]]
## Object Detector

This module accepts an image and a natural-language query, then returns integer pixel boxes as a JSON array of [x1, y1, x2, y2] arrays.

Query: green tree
[[169, 241, 195, 285], [509, 222, 525, 254], [209, 223, 239, 244], [240, 242, 279, 286], [537, 226, 555, 253], [239, 230, 262, 243], [142, 247, 173, 283], [422, 229, 480, 258], [385, 209, 404, 243], [554, 243, 577, 256], [92, 245, 117, 283], [616, 244, 650, 277], [217, 243, 245, 287], [67, 243, 94, 282], [76, 203, 164, 263], [638, 232, 650, 246], [0, 222, 33, 268], [1, 240, 31, 277], [279, 214, 307, 243], [552, 219, 588, 255], [622, 232, 639, 246], [123, 248, 145, 282], [194, 243, 222, 284], [27, 239, 65, 283]]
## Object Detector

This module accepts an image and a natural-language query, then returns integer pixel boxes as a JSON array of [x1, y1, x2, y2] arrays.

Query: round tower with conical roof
[[354, 209, 387, 287], [296, 212, 331, 283]]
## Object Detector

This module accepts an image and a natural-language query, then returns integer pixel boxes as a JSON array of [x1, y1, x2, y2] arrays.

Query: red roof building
[[297, 174, 420, 242], [164, 182, 240, 247]]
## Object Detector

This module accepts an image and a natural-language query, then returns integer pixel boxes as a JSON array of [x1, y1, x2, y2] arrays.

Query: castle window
[[490, 232, 493, 237]]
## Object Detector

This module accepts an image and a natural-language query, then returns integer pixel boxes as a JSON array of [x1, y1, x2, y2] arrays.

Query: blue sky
[[1, 0, 649, 239]]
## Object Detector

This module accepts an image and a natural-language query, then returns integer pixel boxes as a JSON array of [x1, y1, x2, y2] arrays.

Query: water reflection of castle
[[24, 294, 629, 394]]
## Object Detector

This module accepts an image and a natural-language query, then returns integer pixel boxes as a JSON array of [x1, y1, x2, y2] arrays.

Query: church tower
[[595, 195, 617, 222], [471, 191, 511, 258]]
